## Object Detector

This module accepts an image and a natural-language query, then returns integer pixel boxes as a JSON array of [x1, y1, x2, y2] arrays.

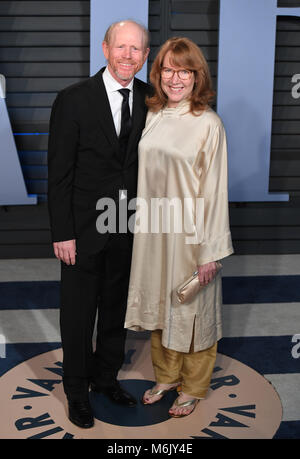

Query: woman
[[125, 37, 233, 418]]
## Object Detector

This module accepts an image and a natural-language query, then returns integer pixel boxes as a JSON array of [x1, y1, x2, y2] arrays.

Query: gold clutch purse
[[176, 261, 222, 304]]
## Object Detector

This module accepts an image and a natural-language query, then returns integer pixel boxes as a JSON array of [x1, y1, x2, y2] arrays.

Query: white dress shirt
[[102, 66, 134, 137]]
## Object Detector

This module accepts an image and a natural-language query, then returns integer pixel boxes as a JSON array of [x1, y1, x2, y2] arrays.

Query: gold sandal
[[168, 394, 199, 418], [142, 383, 180, 405]]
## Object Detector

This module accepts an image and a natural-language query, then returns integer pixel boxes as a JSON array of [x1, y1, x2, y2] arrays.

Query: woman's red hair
[[147, 37, 215, 114]]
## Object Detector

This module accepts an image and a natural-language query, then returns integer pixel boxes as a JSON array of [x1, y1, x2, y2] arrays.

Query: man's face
[[102, 22, 149, 86]]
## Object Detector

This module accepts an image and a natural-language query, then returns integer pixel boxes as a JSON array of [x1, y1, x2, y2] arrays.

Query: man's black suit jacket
[[47, 68, 151, 254]]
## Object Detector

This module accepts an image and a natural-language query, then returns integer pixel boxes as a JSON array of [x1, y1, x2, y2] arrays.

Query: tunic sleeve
[[197, 122, 234, 265]]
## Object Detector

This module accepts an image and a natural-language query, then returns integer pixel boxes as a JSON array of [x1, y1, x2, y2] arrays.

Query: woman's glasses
[[161, 67, 193, 80]]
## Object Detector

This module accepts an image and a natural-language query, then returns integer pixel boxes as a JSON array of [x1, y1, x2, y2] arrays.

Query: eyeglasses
[[161, 67, 193, 80]]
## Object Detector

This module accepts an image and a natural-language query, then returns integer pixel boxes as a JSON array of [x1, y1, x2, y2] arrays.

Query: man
[[47, 20, 150, 428]]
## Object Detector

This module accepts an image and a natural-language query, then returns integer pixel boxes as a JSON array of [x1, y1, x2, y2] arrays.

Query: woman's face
[[160, 51, 195, 108]]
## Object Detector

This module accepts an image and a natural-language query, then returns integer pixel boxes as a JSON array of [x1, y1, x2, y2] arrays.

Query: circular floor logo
[[0, 339, 282, 439]]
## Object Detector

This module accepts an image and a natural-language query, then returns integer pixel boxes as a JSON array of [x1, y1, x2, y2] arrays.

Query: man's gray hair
[[103, 19, 150, 50]]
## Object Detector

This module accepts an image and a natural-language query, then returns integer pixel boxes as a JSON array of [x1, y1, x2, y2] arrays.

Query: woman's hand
[[197, 261, 217, 285]]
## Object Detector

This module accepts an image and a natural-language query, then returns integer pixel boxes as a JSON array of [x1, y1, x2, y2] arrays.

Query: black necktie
[[118, 88, 132, 156]]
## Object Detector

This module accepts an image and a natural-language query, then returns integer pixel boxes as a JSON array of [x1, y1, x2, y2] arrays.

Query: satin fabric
[[125, 100, 233, 352], [151, 330, 217, 399]]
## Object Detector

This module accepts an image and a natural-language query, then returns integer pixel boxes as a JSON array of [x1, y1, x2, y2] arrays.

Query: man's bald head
[[104, 20, 150, 52]]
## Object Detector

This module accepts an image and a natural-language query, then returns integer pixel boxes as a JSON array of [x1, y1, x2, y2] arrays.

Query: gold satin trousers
[[151, 330, 217, 399]]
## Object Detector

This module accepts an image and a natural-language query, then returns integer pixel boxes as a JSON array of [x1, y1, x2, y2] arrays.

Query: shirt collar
[[103, 66, 134, 94]]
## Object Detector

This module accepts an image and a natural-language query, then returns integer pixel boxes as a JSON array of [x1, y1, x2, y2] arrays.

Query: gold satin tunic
[[125, 100, 234, 352]]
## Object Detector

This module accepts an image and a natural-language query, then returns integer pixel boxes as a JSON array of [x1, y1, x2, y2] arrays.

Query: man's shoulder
[[133, 77, 152, 96], [56, 75, 97, 102]]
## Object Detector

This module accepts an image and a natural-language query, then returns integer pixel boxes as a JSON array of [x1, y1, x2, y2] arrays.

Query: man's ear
[[143, 47, 150, 63], [102, 41, 109, 60]]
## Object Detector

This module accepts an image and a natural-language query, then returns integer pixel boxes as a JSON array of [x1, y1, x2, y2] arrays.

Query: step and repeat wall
[[0, 0, 300, 257]]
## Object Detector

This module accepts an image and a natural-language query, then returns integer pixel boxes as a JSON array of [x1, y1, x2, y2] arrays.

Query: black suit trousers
[[60, 232, 133, 396]]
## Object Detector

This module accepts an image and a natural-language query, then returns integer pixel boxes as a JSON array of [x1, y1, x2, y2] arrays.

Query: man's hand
[[53, 239, 76, 265], [197, 261, 217, 285]]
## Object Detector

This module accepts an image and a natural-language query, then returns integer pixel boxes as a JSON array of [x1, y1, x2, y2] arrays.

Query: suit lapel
[[124, 79, 147, 165], [90, 69, 120, 155], [91, 69, 147, 165]]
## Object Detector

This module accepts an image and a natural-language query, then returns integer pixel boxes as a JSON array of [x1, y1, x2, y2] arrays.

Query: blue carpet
[[218, 336, 300, 374], [1, 275, 300, 309], [222, 276, 300, 304], [274, 421, 300, 439], [0, 275, 299, 438], [0, 342, 61, 377], [0, 281, 59, 310]]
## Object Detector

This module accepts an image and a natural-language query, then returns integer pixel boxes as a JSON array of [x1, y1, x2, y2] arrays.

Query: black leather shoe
[[90, 381, 137, 406], [68, 399, 94, 428]]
